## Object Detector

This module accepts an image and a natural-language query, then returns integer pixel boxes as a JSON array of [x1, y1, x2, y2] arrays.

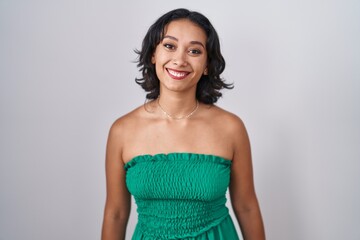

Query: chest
[[124, 121, 232, 158], [125, 154, 231, 201]]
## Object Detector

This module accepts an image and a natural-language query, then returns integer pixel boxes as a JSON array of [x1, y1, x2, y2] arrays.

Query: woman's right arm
[[101, 121, 131, 240]]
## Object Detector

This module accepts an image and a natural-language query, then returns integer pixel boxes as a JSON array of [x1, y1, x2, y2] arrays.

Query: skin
[[101, 19, 265, 240]]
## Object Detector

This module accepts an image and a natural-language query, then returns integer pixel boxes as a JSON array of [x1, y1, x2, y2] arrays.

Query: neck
[[157, 91, 199, 120]]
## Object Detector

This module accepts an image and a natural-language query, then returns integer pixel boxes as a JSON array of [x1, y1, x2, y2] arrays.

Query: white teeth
[[168, 69, 187, 78]]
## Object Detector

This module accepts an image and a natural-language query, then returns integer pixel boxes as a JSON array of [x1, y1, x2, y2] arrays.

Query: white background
[[1, 0, 359, 239]]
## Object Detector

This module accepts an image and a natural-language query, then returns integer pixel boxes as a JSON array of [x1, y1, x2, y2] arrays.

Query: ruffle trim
[[124, 152, 232, 171]]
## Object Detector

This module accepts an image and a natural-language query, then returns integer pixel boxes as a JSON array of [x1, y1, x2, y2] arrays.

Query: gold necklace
[[157, 98, 199, 120]]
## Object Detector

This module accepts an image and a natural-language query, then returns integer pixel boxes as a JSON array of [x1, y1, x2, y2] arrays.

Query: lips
[[166, 68, 190, 80]]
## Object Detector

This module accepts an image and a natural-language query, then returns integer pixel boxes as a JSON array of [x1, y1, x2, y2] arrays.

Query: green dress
[[124, 152, 240, 240]]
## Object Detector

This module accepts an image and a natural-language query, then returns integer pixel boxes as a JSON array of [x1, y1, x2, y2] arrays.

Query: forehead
[[163, 19, 207, 44]]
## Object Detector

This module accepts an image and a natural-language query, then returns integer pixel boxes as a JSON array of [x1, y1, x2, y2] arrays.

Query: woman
[[101, 8, 265, 240]]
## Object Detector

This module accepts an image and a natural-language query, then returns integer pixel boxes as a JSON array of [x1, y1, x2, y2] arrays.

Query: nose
[[172, 50, 187, 66]]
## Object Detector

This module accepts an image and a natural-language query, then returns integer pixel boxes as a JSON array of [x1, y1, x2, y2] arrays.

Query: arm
[[229, 118, 266, 240], [101, 121, 131, 240]]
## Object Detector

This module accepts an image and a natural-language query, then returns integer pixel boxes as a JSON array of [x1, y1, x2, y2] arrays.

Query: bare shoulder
[[204, 104, 250, 152], [205, 105, 247, 134], [205, 105, 251, 160], [107, 105, 145, 143]]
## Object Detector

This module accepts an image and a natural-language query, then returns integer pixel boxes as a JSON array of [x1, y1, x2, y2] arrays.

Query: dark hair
[[135, 8, 233, 104]]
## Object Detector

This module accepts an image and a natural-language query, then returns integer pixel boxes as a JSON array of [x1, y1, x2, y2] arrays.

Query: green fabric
[[125, 153, 240, 239]]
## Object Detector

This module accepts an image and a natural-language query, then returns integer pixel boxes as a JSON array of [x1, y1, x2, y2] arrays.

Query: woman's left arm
[[228, 117, 266, 240]]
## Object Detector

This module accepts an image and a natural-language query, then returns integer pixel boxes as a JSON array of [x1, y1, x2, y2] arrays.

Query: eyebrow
[[163, 35, 205, 49]]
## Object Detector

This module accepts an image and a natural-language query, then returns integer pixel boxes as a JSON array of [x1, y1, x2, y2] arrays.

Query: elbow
[[104, 208, 130, 221], [103, 203, 131, 222], [232, 204, 251, 214], [231, 197, 260, 214]]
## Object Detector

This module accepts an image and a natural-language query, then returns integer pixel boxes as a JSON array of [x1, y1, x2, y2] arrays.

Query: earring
[[204, 69, 208, 75]]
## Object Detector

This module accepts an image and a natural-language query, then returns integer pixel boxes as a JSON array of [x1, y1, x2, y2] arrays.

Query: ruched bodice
[[124, 153, 239, 240]]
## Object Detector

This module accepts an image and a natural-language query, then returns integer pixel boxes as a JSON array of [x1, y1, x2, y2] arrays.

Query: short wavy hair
[[135, 8, 233, 104]]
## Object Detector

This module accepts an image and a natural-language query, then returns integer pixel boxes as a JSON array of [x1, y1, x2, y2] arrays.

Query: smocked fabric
[[124, 152, 239, 240]]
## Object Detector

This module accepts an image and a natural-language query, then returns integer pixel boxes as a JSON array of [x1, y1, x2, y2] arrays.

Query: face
[[151, 19, 208, 94]]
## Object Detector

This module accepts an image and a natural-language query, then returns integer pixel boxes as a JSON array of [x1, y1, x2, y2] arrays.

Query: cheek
[[194, 55, 207, 68], [153, 51, 170, 65], [154, 64, 162, 76], [194, 60, 208, 73], [154, 61, 167, 78]]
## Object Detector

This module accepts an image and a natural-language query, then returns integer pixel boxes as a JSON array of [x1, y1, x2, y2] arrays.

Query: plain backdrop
[[1, 0, 359, 239]]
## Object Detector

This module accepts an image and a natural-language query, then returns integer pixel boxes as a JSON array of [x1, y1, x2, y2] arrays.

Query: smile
[[166, 68, 190, 80]]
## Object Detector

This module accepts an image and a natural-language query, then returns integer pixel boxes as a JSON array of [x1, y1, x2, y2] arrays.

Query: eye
[[188, 49, 202, 55], [163, 43, 175, 50]]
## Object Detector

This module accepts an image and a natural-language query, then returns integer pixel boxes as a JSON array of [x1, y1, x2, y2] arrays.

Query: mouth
[[166, 68, 190, 80]]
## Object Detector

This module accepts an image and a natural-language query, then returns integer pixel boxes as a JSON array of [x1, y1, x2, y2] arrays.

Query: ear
[[151, 55, 155, 64], [151, 51, 156, 64], [203, 68, 208, 75]]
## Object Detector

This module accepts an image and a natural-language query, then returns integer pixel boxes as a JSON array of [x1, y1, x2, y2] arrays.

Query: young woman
[[101, 8, 265, 240]]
